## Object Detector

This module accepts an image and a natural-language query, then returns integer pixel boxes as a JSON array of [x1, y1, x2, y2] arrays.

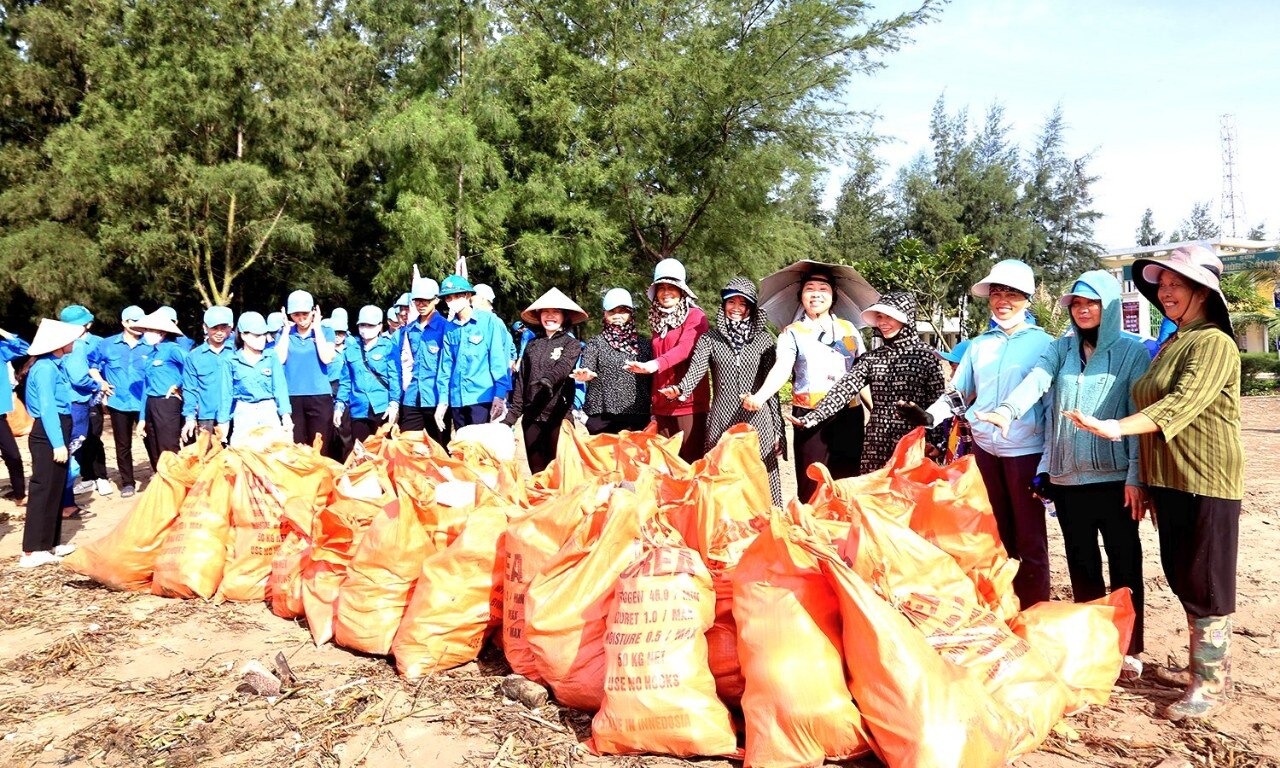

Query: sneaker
[[73, 480, 95, 495], [96, 479, 115, 496], [120, 485, 136, 498], [52, 544, 77, 557], [18, 551, 62, 568]]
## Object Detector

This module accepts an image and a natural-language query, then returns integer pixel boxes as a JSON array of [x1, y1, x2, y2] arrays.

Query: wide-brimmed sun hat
[[1133, 244, 1232, 334], [132, 310, 182, 336], [860, 291, 916, 326], [646, 258, 697, 301], [29, 319, 85, 357], [972, 259, 1035, 298], [521, 287, 589, 326]]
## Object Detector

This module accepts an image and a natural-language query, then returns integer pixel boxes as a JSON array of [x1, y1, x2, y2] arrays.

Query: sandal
[[61, 507, 85, 520]]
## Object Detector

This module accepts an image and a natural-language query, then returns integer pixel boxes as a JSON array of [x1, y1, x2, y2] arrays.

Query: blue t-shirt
[[25, 356, 73, 449], [337, 336, 397, 418], [220, 350, 291, 422], [63, 333, 102, 404], [283, 325, 336, 397]]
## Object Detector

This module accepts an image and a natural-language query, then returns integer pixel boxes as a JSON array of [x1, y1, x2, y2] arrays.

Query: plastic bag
[[217, 453, 289, 602], [268, 530, 310, 618], [1011, 589, 1135, 709], [151, 454, 238, 599], [666, 423, 772, 565]]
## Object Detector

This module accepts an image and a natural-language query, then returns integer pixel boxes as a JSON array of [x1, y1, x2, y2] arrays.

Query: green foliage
[[853, 234, 980, 338], [1169, 201, 1220, 242], [1240, 352, 1280, 396], [1029, 285, 1069, 338], [1136, 208, 1163, 246]]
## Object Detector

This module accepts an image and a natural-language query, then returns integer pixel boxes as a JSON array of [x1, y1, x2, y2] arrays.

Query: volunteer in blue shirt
[[434, 275, 512, 430], [19, 319, 82, 569], [0, 328, 31, 505], [220, 312, 292, 446], [159, 306, 195, 351], [902, 259, 1055, 607], [265, 312, 286, 348], [336, 305, 399, 447], [58, 304, 110, 498], [180, 306, 235, 445], [277, 290, 337, 449], [133, 310, 188, 471], [88, 305, 150, 497], [396, 277, 449, 443], [323, 309, 353, 460]]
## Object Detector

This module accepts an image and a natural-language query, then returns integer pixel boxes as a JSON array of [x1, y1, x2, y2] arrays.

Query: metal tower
[[1220, 114, 1247, 237]]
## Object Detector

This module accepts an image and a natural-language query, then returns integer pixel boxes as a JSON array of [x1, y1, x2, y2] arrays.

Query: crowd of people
[[3, 244, 1243, 722]]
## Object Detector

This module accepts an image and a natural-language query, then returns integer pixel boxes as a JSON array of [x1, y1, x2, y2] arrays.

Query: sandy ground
[[1, 399, 1278, 767]]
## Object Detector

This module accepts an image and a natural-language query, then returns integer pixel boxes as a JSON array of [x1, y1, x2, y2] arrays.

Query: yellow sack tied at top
[[151, 452, 239, 599]]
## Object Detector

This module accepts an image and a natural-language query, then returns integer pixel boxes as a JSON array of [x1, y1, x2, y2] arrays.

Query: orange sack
[[63, 437, 216, 591], [591, 536, 737, 758], [392, 501, 513, 678], [503, 480, 611, 683], [151, 454, 238, 599], [1011, 589, 1135, 709], [732, 508, 872, 767], [217, 453, 289, 602], [268, 530, 310, 618], [525, 474, 651, 711]]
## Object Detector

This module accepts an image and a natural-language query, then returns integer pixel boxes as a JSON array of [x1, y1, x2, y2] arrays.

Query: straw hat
[[132, 310, 182, 336], [1133, 245, 1233, 334], [520, 287, 588, 326], [28, 319, 85, 357]]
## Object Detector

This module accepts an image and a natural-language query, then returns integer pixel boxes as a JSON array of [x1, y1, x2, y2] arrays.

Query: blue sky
[[830, 0, 1280, 249]]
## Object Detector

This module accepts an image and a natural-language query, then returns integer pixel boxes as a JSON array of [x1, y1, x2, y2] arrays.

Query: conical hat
[[132, 310, 182, 336], [521, 287, 588, 326], [28, 318, 85, 357]]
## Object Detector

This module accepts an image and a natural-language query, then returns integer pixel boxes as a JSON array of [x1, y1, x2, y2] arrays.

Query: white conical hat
[[132, 310, 182, 336], [520, 287, 588, 326], [28, 318, 85, 357]]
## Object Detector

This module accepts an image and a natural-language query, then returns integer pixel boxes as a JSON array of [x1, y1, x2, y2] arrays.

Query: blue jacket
[[220, 350, 291, 423], [25, 356, 73, 449], [436, 311, 512, 407], [997, 270, 1151, 486], [337, 336, 397, 418], [0, 335, 30, 415], [396, 313, 448, 408], [89, 333, 150, 412], [63, 333, 102, 404], [141, 340, 187, 398], [952, 323, 1053, 457], [181, 342, 234, 421]]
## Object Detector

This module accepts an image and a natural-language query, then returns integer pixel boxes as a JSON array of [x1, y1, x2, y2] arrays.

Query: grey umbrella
[[757, 260, 880, 328]]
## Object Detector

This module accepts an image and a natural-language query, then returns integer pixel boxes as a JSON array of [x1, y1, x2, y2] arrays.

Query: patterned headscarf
[[648, 295, 691, 339], [870, 291, 924, 348], [601, 316, 640, 355], [717, 277, 763, 353]]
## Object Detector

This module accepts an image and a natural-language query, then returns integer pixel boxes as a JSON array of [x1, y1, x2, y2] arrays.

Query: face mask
[[446, 297, 469, 319], [991, 312, 1024, 331], [243, 334, 267, 352], [358, 326, 380, 341], [142, 331, 163, 346]]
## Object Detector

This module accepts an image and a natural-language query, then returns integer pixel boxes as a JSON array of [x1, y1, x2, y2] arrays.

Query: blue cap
[[121, 305, 145, 323], [60, 304, 93, 326], [329, 307, 349, 333], [438, 275, 474, 297], [386, 306, 399, 322], [1058, 280, 1102, 307], [394, 292, 411, 308], [357, 305, 383, 326], [158, 306, 178, 323], [203, 306, 233, 328], [286, 290, 314, 315], [937, 339, 971, 364], [238, 311, 268, 335], [266, 311, 285, 332]]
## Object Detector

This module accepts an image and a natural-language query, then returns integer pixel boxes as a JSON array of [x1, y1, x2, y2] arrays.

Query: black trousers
[[23, 415, 71, 553], [0, 415, 24, 498], [792, 404, 863, 502], [972, 445, 1050, 608], [400, 404, 451, 446], [452, 403, 491, 430], [654, 412, 708, 465], [1053, 481, 1144, 655], [1149, 486, 1240, 618], [143, 396, 183, 470], [523, 418, 565, 475], [75, 404, 107, 481], [107, 406, 140, 487], [290, 393, 334, 450], [326, 383, 353, 462], [585, 412, 650, 436], [351, 413, 387, 447]]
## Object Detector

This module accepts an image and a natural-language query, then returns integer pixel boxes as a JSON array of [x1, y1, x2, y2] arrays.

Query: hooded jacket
[[996, 270, 1151, 486]]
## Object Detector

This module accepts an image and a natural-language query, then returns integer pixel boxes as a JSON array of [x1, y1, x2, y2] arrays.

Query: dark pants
[[792, 404, 863, 501], [326, 382, 353, 462], [74, 403, 107, 481], [1054, 481, 1145, 654], [143, 396, 183, 470], [654, 412, 708, 465], [290, 394, 334, 450], [0, 416, 24, 498], [400, 404, 451, 446], [351, 413, 387, 447], [23, 415, 71, 553], [523, 418, 565, 475], [972, 445, 1050, 607], [107, 406, 140, 487], [585, 412, 650, 436], [452, 403, 491, 430], [1149, 486, 1240, 618]]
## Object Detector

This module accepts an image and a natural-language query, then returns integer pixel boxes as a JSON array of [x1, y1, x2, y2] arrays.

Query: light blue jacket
[[952, 323, 1053, 457], [337, 336, 397, 419], [436, 311, 512, 407], [997, 270, 1150, 486], [0, 335, 30, 415], [396, 312, 448, 408]]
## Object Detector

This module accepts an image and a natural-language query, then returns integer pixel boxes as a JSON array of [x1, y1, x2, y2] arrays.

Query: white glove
[[180, 419, 198, 442], [281, 413, 294, 434], [332, 404, 344, 429], [572, 409, 588, 427], [489, 397, 508, 423], [434, 403, 448, 432], [384, 402, 399, 426]]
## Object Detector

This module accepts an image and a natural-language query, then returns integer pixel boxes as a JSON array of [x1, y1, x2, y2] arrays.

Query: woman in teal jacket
[[335, 305, 399, 448], [975, 269, 1151, 678]]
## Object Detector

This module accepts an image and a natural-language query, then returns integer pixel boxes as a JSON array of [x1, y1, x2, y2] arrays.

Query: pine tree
[[1136, 208, 1163, 246]]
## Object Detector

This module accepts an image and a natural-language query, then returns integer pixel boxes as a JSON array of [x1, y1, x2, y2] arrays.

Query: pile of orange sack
[[64, 422, 1135, 768]]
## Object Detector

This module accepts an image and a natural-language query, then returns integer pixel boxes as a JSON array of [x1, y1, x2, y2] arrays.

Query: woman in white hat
[[784, 291, 946, 476], [1068, 245, 1243, 721], [219, 312, 292, 445], [501, 288, 588, 473], [132, 310, 189, 471], [572, 288, 654, 435], [19, 319, 83, 568], [626, 258, 710, 464]]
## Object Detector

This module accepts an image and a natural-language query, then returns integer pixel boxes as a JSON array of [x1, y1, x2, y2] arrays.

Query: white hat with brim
[[520, 287, 589, 327], [646, 257, 697, 301], [132, 311, 182, 336], [972, 259, 1036, 298], [860, 302, 911, 326], [1134, 246, 1233, 334], [28, 319, 85, 357], [646, 276, 697, 302]]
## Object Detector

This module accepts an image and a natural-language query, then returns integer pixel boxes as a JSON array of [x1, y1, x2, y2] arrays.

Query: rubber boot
[[1164, 615, 1232, 721]]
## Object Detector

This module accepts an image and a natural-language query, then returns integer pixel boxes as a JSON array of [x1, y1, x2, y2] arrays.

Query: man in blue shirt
[[434, 275, 512, 430], [278, 290, 337, 449], [181, 306, 235, 445], [58, 304, 109, 497], [88, 305, 149, 497], [396, 277, 450, 444]]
